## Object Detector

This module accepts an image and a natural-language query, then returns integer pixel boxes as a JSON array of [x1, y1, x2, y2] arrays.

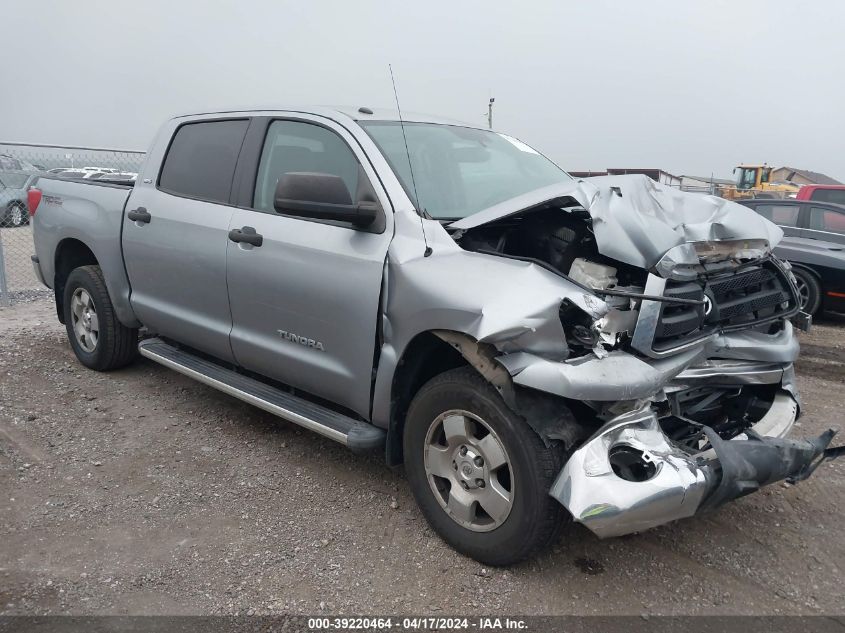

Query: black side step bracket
[[138, 338, 385, 453]]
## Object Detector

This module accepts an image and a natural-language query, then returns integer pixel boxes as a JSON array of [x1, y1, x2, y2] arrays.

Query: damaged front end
[[444, 174, 843, 537], [552, 398, 841, 538]]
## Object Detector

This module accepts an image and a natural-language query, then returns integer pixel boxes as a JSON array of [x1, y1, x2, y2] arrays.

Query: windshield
[[361, 121, 571, 219], [735, 167, 758, 190], [0, 155, 23, 171]]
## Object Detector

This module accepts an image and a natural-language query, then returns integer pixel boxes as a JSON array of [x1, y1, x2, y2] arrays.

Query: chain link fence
[[0, 142, 145, 306]]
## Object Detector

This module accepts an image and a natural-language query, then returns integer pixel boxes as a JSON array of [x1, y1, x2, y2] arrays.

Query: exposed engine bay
[[452, 207, 646, 355], [452, 203, 796, 361], [452, 206, 642, 290]]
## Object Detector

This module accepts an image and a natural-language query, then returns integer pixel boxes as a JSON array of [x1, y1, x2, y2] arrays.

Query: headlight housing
[[656, 239, 771, 280], [693, 239, 770, 263]]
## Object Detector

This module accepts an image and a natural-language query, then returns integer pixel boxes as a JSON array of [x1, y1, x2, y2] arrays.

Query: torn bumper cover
[[550, 397, 843, 538]]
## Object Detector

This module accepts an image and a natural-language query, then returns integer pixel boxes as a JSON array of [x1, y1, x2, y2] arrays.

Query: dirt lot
[[1, 298, 843, 616]]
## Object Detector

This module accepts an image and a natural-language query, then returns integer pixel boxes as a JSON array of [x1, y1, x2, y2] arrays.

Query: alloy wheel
[[70, 288, 99, 352], [10, 205, 24, 227], [794, 275, 810, 310], [423, 409, 514, 532]]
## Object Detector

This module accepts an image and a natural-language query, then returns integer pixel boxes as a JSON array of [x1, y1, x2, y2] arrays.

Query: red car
[[796, 184, 845, 205]]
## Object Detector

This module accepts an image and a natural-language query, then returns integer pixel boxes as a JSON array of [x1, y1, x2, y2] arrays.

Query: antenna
[[389, 64, 432, 257]]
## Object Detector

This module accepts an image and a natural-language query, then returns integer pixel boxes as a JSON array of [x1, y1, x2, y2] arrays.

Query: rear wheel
[[404, 367, 569, 565], [792, 267, 821, 315], [9, 204, 26, 227], [63, 265, 138, 370]]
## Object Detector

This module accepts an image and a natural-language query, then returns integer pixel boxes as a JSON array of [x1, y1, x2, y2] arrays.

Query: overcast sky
[[4, 0, 844, 180]]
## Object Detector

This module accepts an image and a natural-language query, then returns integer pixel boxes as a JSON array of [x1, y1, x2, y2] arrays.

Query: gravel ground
[[1, 299, 843, 616], [0, 225, 40, 293]]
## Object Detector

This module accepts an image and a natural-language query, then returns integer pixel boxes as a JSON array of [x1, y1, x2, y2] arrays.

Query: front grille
[[650, 261, 796, 352], [653, 281, 705, 342], [706, 265, 791, 327], [708, 267, 771, 294]]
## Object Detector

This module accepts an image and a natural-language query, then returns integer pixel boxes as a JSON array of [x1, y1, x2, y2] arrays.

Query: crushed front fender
[[498, 347, 704, 401]]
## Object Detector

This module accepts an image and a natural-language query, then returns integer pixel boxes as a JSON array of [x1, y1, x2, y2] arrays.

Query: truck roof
[[170, 106, 479, 129]]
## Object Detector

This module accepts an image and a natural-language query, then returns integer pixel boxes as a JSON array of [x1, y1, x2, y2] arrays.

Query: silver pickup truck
[[29, 107, 841, 565]]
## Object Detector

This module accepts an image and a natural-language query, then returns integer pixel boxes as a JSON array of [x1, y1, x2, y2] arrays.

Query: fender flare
[[433, 330, 588, 450]]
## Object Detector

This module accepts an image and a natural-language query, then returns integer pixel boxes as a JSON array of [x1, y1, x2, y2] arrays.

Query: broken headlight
[[560, 299, 599, 353], [693, 239, 770, 263], [656, 239, 772, 280], [561, 298, 639, 358]]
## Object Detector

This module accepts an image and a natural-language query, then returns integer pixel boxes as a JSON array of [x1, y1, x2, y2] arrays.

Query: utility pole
[[487, 97, 495, 129]]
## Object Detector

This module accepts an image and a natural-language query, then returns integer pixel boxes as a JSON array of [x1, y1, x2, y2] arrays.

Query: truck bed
[[31, 176, 137, 325]]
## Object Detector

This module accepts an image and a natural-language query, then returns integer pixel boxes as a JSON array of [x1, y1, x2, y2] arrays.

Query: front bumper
[[498, 322, 801, 403], [551, 392, 841, 538]]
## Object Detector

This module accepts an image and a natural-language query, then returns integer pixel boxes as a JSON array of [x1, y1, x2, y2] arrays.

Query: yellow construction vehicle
[[719, 164, 800, 200]]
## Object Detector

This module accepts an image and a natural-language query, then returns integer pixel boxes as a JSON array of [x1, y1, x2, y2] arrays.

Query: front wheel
[[403, 367, 569, 565], [63, 265, 138, 371]]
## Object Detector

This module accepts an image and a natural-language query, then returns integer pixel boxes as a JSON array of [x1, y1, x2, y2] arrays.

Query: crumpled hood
[[450, 174, 784, 270]]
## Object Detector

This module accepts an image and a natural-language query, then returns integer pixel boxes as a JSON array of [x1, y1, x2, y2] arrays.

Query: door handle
[[228, 227, 263, 247], [127, 207, 152, 224]]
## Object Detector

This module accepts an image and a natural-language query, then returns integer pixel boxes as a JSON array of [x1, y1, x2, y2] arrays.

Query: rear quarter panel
[[33, 178, 140, 327]]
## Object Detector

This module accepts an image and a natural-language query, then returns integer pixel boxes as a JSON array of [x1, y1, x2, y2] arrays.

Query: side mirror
[[273, 172, 378, 228]]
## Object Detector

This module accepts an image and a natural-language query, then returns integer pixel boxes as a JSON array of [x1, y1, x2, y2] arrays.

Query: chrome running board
[[138, 337, 385, 452]]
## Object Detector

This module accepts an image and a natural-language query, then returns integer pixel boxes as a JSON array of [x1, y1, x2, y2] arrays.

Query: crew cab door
[[226, 116, 392, 418], [122, 118, 249, 362]]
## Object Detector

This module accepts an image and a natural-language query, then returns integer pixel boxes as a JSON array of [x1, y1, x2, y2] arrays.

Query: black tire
[[403, 367, 568, 565], [63, 265, 138, 371], [792, 267, 822, 316]]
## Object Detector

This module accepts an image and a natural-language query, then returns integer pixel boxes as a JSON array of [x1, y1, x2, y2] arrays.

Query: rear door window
[[752, 204, 800, 227], [808, 206, 845, 235], [158, 119, 249, 204]]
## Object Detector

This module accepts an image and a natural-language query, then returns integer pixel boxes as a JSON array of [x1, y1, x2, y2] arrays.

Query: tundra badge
[[277, 330, 325, 352]]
